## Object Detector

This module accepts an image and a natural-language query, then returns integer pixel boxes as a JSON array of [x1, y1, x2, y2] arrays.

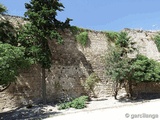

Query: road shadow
[[117, 93, 160, 103], [0, 104, 60, 120]]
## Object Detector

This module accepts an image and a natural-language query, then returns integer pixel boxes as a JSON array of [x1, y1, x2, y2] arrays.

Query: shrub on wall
[[154, 33, 160, 52], [70, 26, 81, 35], [105, 31, 119, 42], [76, 31, 88, 47], [84, 73, 101, 97]]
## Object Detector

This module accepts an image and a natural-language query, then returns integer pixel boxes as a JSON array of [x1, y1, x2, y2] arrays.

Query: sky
[[1, 0, 160, 31]]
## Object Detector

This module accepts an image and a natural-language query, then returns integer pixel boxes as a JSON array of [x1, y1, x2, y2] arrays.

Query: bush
[[76, 31, 88, 46], [58, 96, 89, 110], [105, 31, 119, 42], [131, 55, 160, 82], [70, 26, 81, 35], [154, 33, 160, 52], [84, 73, 100, 91]]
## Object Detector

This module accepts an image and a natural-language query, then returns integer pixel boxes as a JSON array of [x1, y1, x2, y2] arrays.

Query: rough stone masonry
[[0, 15, 160, 111]]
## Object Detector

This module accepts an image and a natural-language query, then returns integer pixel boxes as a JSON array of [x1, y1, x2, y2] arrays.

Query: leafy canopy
[[18, 0, 70, 69], [0, 4, 31, 86], [131, 55, 160, 82], [106, 31, 160, 83], [0, 4, 7, 14], [0, 43, 30, 85], [20, 0, 71, 103], [106, 32, 136, 82]]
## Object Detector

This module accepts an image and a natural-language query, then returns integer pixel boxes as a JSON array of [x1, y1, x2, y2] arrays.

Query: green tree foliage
[[0, 20, 17, 45], [115, 32, 136, 56], [131, 55, 160, 82], [0, 43, 29, 85], [106, 32, 160, 99], [106, 47, 131, 83], [154, 33, 160, 52], [0, 4, 30, 91], [105, 32, 136, 99], [84, 73, 100, 97], [106, 32, 136, 81], [18, 0, 71, 104], [0, 4, 7, 14], [0, 4, 17, 45]]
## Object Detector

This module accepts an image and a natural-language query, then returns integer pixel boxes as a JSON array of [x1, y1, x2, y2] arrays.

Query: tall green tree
[[19, 0, 71, 104], [106, 32, 136, 99]]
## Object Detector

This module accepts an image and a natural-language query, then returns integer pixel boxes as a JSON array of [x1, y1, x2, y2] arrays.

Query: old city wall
[[0, 15, 160, 111]]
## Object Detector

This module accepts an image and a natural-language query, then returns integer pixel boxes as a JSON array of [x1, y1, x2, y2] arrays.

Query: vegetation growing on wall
[[70, 25, 89, 47], [70, 26, 81, 35], [76, 31, 88, 47], [154, 33, 160, 52], [0, 4, 6, 14], [84, 73, 100, 97], [105, 31, 119, 42]]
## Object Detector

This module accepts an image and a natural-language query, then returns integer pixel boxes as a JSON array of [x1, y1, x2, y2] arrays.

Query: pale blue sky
[[1, 0, 160, 31]]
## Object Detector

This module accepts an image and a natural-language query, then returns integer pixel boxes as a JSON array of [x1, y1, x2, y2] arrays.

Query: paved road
[[44, 100, 160, 120]]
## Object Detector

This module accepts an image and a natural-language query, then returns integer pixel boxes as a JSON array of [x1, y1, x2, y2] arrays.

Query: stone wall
[[0, 27, 111, 111], [1, 15, 160, 111]]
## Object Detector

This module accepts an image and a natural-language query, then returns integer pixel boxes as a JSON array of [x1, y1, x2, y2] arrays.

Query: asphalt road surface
[[44, 100, 160, 120]]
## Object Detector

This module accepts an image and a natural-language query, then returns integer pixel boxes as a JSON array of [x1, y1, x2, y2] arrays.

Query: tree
[[0, 43, 29, 85], [105, 32, 136, 99], [19, 0, 71, 104], [106, 32, 160, 100], [0, 4, 6, 14], [0, 4, 30, 92]]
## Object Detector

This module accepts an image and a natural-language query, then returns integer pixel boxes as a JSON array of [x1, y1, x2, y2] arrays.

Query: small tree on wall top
[[19, 0, 71, 104], [0, 4, 6, 14]]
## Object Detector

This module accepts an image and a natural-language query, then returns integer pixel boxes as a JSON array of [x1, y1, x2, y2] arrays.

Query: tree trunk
[[128, 80, 132, 99], [42, 67, 47, 104]]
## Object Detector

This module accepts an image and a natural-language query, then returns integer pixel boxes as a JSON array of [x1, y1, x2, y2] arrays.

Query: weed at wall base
[[58, 96, 89, 110]]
